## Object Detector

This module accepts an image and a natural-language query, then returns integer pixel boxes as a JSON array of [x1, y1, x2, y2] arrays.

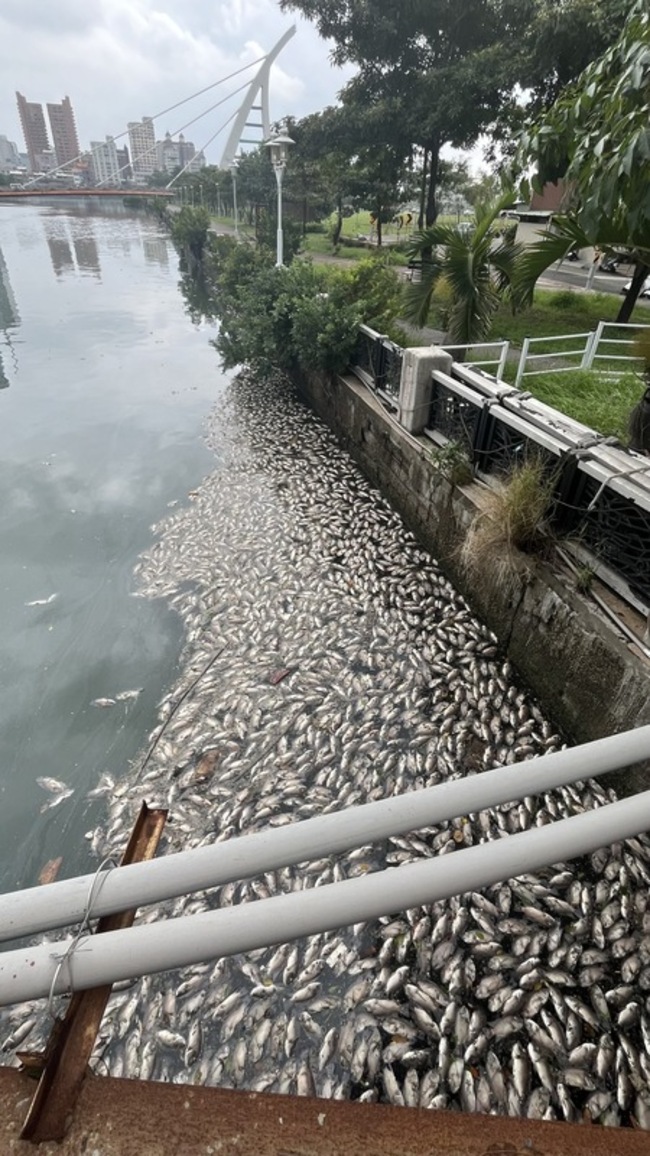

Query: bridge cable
[[95, 79, 251, 188], [166, 106, 241, 189], [22, 53, 267, 189]]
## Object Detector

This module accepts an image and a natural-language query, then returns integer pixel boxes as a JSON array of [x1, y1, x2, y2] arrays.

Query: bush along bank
[[195, 235, 406, 376]]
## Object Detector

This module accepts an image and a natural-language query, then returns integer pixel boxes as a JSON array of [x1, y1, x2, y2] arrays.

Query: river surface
[[2, 208, 650, 1129], [0, 201, 221, 894]]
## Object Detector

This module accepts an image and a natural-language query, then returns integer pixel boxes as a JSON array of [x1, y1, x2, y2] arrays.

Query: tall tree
[[289, 110, 353, 242], [515, 0, 650, 321], [280, 0, 633, 225]]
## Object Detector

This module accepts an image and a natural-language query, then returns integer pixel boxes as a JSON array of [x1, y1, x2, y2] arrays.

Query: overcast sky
[[0, 0, 354, 164]]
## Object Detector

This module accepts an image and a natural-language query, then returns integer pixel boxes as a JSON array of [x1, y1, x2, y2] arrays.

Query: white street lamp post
[[265, 133, 294, 267], [229, 157, 239, 240]]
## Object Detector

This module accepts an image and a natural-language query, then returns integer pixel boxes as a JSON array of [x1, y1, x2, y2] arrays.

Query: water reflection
[[42, 215, 101, 279], [142, 236, 169, 267], [0, 201, 222, 890], [47, 234, 74, 278], [0, 244, 20, 387], [73, 234, 100, 276]]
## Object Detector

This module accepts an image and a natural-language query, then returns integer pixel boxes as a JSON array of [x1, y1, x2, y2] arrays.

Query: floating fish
[[40, 788, 74, 813], [114, 688, 143, 703], [36, 776, 69, 795], [25, 594, 57, 607], [37, 857, 63, 885], [91, 697, 116, 708]]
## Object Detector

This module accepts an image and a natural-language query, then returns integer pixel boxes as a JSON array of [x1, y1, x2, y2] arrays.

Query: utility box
[[399, 347, 453, 434]]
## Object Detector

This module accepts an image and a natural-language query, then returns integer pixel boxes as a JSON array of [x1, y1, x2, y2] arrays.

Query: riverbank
[[295, 365, 650, 785]]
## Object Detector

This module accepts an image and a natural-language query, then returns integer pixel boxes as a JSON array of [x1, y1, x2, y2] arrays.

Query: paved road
[[540, 263, 631, 298]]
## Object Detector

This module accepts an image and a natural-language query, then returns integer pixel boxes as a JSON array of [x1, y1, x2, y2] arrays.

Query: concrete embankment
[[294, 367, 650, 793]]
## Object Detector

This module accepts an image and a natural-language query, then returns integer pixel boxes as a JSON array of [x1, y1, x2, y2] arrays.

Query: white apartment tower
[[127, 117, 156, 182], [90, 137, 121, 187]]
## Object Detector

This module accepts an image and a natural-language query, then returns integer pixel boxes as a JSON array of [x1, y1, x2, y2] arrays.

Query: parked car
[[621, 277, 650, 297]]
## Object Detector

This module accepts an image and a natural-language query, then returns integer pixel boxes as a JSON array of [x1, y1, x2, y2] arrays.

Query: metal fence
[[349, 326, 650, 611], [352, 326, 509, 396], [514, 321, 650, 387], [514, 332, 595, 387], [1, 727, 650, 1004], [438, 341, 510, 380], [582, 320, 649, 372], [426, 361, 650, 606], [351, 324, 403, 408]]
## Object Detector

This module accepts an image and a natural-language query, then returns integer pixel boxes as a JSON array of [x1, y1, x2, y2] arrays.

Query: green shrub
[[201, 245, 400, 376], [254, 208, 303, 263], [170, 206, 212, 260]]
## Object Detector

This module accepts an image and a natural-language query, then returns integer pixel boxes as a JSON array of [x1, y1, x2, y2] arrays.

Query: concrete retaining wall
[[293, 367, 650, 794]]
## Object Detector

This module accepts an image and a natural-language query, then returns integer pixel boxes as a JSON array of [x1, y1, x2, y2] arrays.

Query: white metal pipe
[[1, 725, 649, 945], [1, 791, 650, 1007]]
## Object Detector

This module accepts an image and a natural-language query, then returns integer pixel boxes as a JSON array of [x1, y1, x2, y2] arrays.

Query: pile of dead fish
[[2, 367, 650, 1129]]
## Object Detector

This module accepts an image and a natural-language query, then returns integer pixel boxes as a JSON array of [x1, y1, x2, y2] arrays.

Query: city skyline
[[7, 89, 206, 183], [0, 3, 354, 170]]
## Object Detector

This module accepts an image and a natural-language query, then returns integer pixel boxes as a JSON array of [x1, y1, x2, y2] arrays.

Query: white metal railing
[[2, 790, 650, 1006], [582, 320, 650, 372], [515, 322, 650, 387], [2, 726, 647, 945], [514, 332, 595, 387], [1, 726, 650, 1005], [440, 341, 510, 381]]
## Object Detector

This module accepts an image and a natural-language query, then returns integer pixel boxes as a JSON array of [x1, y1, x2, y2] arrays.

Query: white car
[[622, 277, 650, 297]]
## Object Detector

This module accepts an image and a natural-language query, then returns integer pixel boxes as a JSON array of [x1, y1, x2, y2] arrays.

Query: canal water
[[0, 201, 222, 894]]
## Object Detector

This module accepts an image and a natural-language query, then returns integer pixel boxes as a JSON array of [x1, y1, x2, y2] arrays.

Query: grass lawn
[[418, 287, 650, 441], [301, 231, 408, 265], [209, 213, 255, 237], [487, 288, 650, 348], [499, 365, 643, 441], [491, 290, 649, 439]]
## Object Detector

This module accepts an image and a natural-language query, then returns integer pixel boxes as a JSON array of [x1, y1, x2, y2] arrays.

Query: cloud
[[0, 0, 352, 165]]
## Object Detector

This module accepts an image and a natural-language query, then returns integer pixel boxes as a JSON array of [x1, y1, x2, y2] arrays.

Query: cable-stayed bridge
[[3, 27, 295, 199]]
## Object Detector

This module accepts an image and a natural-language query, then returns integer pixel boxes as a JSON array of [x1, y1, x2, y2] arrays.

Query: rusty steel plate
[[2, 1067, 650, 1155]]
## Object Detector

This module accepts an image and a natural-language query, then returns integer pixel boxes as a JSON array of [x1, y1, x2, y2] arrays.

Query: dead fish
[[39, 784, 74, 812], [91, 697, 117, 708], [114, 688, 143, 703], [36, 776, 69, 795], [25, 594, 57, 606], [269, 667, 293, 686], [37, 857, 63, 885], [193, 749, 221, 781]]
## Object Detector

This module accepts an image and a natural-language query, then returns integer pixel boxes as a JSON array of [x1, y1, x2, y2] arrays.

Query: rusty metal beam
[[20, 802, 167, 1143], [2, 1067, 650, 1156]]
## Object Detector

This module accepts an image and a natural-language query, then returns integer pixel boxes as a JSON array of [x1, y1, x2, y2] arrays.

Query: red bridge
[[0, 188, 174, 199]]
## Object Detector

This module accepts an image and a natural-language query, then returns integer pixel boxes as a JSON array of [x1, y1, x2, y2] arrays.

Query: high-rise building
[[15, 92, 51, 173], [155, 131, 205, 176], [90, 136, 121, 187], [0, 136, 21, 173], [116, 146, 131, 181], [47, 96, 80, 168], [127, 117, 156, 182]]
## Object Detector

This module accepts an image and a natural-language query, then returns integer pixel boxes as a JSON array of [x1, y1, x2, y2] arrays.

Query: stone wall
[[293, 367, 650, 794]]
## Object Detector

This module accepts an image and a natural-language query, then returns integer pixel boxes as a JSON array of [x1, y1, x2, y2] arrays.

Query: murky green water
[[0, 201, 222, 893]]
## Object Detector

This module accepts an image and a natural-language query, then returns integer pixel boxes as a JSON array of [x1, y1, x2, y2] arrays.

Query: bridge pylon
[[219, 25, 296, 168]]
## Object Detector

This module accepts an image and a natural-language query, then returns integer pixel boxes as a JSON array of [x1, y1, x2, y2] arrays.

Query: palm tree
[[510, 214, 650, 323], [402, 191, 523, 348]]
